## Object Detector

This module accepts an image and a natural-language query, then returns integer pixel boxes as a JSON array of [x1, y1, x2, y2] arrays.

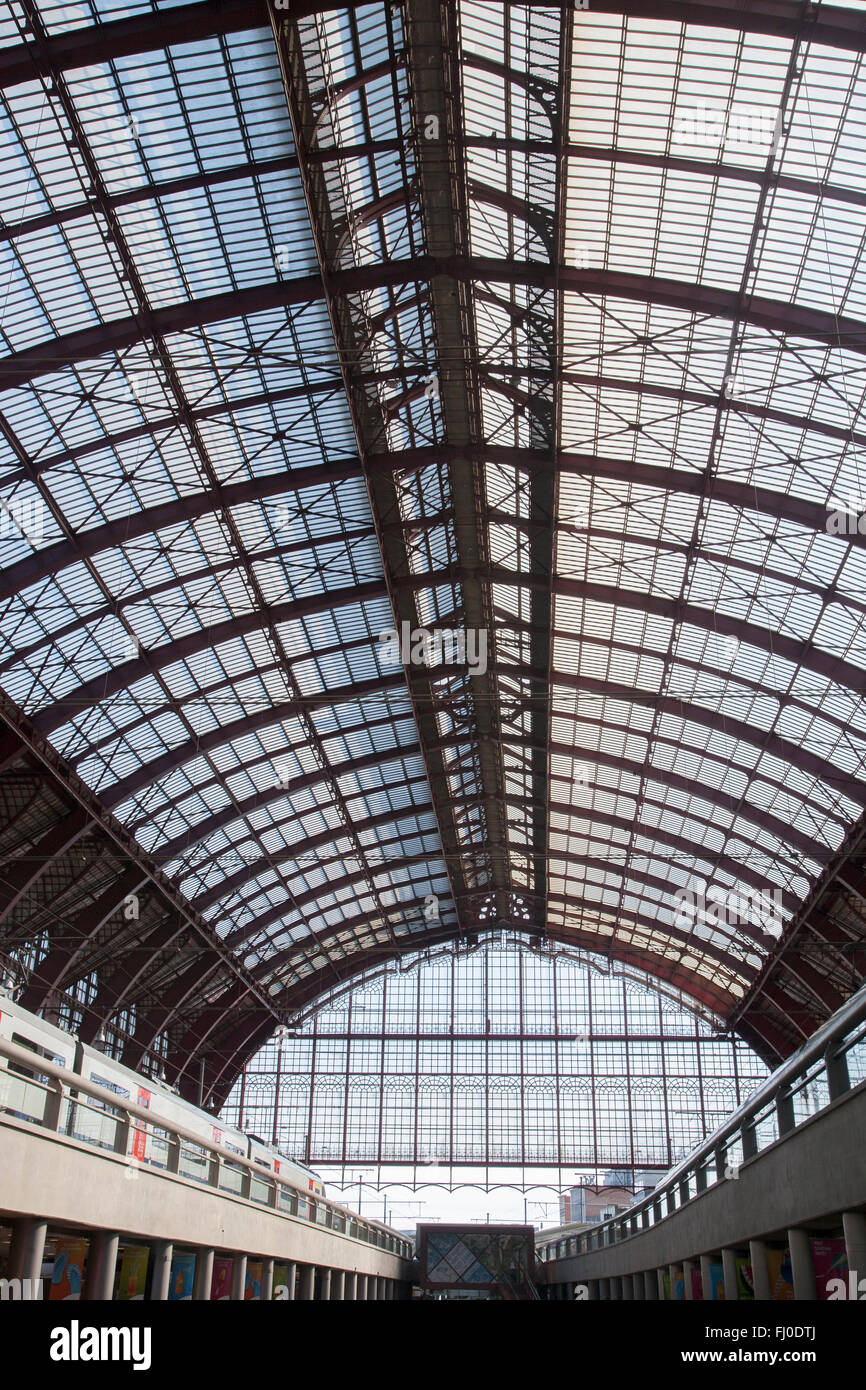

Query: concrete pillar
[[298, 1264, 316, 1301], [788, 1228, 817, 1301], [749, 1240, 771, 1301], [319, 1268, 331, 1301], [231, 1254, 247, 1301], [150, 1240, 173, 1301], [7, 1217, 47, 1293], [683, 1258, 696, 1300], [261, 1258, 274, 1302], [632, 1272, 644, 1300], [657, 1268, 666, 1301], [332, 1270, 345, 1300], [345, 1271, 358, 1300], [621, 1272, 633, 1300], [842, 1211, 866, 1286], [83, 1231, 119, 1301], [193, 1249, 214, 1302], [700, 1254, 713, 1302], [283, 1261, 296, 1300], [357, 1273, 368, 1300], [644, 1270, 658, 1301], [721, 1247, 739, 1302]]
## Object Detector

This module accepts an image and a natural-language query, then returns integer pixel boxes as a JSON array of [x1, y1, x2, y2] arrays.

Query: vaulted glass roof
[[1, 0, 865, 1100]]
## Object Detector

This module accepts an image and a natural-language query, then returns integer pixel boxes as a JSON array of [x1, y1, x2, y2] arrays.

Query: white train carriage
[[0, 995, 326, 1207], [0, 994, 77, 1128]]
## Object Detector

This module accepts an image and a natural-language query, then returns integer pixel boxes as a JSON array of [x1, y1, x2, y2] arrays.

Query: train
[[0, 992, 325, 1200]]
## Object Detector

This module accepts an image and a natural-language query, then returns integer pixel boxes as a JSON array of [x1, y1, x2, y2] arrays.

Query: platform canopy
[[1, 0, 866, 1103]]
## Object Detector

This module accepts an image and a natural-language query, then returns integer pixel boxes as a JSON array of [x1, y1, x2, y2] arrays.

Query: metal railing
[[537, 981, 866, 1264], [0, 1035, 413, 1261]]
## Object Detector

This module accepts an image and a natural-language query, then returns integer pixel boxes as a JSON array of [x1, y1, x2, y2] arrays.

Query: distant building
[[559, 1172, 658, 1225]]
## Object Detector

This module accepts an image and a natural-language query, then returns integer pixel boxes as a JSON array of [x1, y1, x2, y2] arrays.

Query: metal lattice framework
[[2, 0, 866, 1106]]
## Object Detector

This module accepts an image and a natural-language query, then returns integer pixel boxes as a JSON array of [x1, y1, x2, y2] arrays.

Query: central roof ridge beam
[[272, 4, 500, 929]]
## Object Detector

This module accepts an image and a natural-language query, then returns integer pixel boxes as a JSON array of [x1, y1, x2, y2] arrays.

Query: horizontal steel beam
[[2, 0, 863, 94], [5, 262, 865, 395]]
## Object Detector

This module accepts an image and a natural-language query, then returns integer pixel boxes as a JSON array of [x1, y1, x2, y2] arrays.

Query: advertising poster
[[273, 1263, 289, 1298], [245, 1260, 264, 1300], [116, 1245, 149, 1301], [735, 1256, 754, 1299], [811, 1238, 848, 1299], [131, 1086, 151, 1162], [49, 1236, 88, 1300], [168, 1252, 196, 1301], [690, 1266, 703, 1300], [766, 1248, 795, 1300], [708, 1261, 725, 1300], [671, 1267, 685, 1300], [662, 1272, 670, 1301], [211, 1256, 233, 1301]]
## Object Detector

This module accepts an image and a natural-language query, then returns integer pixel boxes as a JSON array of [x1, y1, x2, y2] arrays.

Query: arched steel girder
[[17, 863, 150, 1013], [0, 0, 863, 94], [257, 918, 758, 1041], [121, 955, 228, 1071], [248, 850, 767, 987], [5, 135, 865, 257], [10, 350, 861, 502], [221, 853, 455, 952], [17, 510, 861, 730], [550, 670, 865, 806], [515, 792, 797, 912], [0, 805, 90, 927], [77, 914, 187, 1045], [0, 529, 379, 683], [151, 738, 426, 865], [166, 978, 266, 1091], [403, 565, 866, 697], [152, 716, 823, 883], [543, 847, 781, 954], [96, 673, 410, 811], [190, 787, 442, 913], [30, 581, 390, 737], [547, 624, 866, 763], [74, 629, 390, 775], [94, 659, 859, 846], [197, 1013, 277, 1109], [27, 570, 866, 771], [4, 439, 863, 614], [4, 262, 866, 402], [110, 723, 831, 943], [0, 457, 365, 605], [171, 744, 814, 926]]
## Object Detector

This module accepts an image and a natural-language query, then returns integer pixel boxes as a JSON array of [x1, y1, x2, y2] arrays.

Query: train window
[[9, 1032, 66, 1083], [87, 1073, 130, 1110]]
